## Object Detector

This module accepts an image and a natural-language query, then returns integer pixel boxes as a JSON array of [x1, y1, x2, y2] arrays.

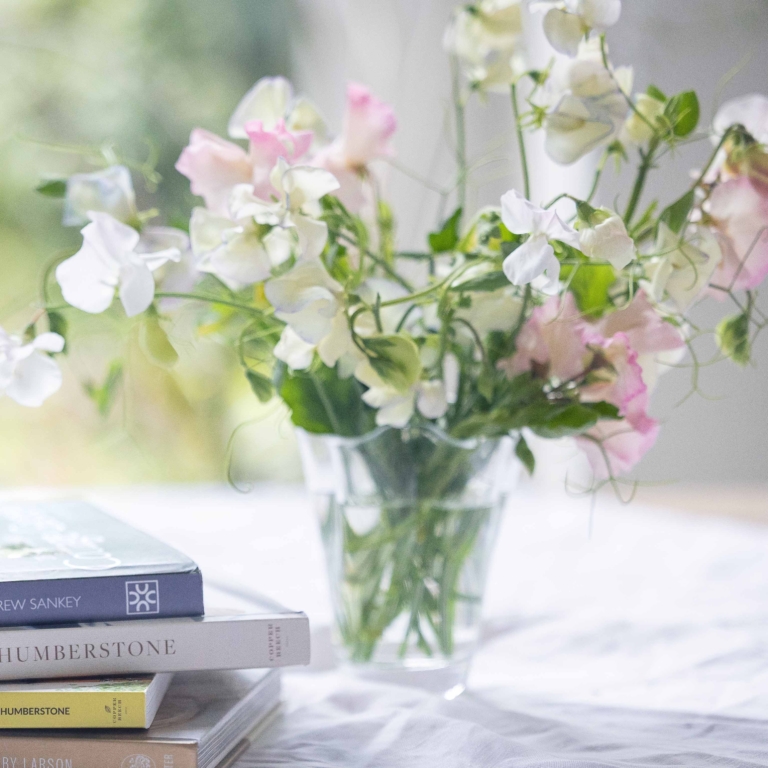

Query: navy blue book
[[0, 500, 204, 627]]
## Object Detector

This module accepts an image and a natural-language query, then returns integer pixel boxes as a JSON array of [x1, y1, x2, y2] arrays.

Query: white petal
[[83, 212, 140, 261], [362, 386, 415, 428], [229, 184, 280, 224], [543, 9, 584, 56], [282, 166, 340, 210], [500, 189, 540, 235], [443, 353, 460, 404], [544, 211, 580, 248], [416, 380, 448, 420], [545, 95, 614, 164], [201, 229, 272, 290], [4, 352, 62, 407], [292, 213, 329, 261], [31, 333, 65, 354], [317, 311, 353, 367], [63, 165, 136, 227], [288, 97, 329, 146], [263, 227, 295, 266], [55, 243, 118, 314], [531, 250, 563, 295], [274, 326, 315, 370], [118, 261, 156, 317], [265, 261, 341, 314], [502, 234, 556, 286], [579, 0, 621, 30], [228, 76, 292, 138]]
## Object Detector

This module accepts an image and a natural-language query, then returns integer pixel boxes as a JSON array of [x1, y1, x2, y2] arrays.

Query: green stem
[[153, 291, 267, 316], [586, 148, 610, 204], [451, 56, 468, 218], [379, 260, 477, 308], [335, 232, 413, 291], [510, 82, 531, 200], [623, 137, 659, 226]]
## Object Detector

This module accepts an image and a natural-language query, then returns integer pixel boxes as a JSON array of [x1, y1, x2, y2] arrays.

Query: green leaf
[[560, 262, 617, 319], [515, 435, 535, 475], [279, 365, 374, 436], [363, 335, 422, 391], [664, 91, 699, 137], [140, 313, 178, 367], [85, 361, 123, 418], [428, 207, 463, 253], [450, 270, 509, 293], [716, 313, 751, 366], [245, 369, 273, 402], [658, 189, 695, 234], [35, 178, 67, 198], [646, 85, 667, 102], [528, 403, 601, 439], [477, 368, 495, 403]]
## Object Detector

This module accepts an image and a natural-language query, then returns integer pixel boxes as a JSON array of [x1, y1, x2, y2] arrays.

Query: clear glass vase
[[298, 424, 517, 694]]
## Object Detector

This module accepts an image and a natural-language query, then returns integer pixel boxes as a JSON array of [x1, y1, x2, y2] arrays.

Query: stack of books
[[0, 499, 310, 767]]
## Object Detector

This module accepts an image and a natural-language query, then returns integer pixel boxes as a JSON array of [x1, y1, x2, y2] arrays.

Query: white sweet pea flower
[[228, 76, 327, 147], [356, 361, 448, 427], [621, 93, 664, 145], [56, 212, 181, 317], [500, 189, 579, 293], [543, 44, 632, 164], [443, 0, 525, 92], [713, 93, 768, 144], [0, 329, 64, 407], [265, 260, 344, 346], [274, 326, 317, 370], [190, 207, 272, 290], [534, 0, 621, 56], [645, 223, 721, 310], [63, 165, 137, 227], [578, 208, 635, 269], [231, 158, 340, 262]]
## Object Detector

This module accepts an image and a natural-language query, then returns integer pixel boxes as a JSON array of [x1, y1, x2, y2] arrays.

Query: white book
[[0, 584, 309, 681]]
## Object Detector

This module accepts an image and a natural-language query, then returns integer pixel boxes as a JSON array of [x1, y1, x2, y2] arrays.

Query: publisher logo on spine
[[125, 580, 160, 615], [121, 755, 156, 768]]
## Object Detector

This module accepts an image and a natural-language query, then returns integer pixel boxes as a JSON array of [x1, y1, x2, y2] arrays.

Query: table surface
[[11, 483, 768, 767]]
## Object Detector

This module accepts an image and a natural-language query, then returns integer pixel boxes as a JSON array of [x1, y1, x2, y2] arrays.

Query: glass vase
[[298, 424, 517, 694]]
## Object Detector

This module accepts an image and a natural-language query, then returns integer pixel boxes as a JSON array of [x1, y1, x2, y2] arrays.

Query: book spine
[[0, 614, 310, 680], [0, 571, 204, 628], [0, 736, 197, 768], [0, 690, 146, 728]]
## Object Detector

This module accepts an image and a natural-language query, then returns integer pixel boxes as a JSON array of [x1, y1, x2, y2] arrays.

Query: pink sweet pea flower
[[175, 129, 253, 215], [498, 292, 590, 382], [243, 119, 313, 199], [596, 290, 684, 357], [577, 412, 659, 480], [314, 83, 397, 212], [707, 177, 768, 293], [577, 332, 659, 479], [176, 121, 313, 215]]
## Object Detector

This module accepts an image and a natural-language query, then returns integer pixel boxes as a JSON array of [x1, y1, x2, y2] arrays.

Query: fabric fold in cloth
[[241, 672, 768, 767]]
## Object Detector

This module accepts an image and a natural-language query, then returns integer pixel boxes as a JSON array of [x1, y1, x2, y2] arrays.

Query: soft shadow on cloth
[[240, 673, 767, 768]]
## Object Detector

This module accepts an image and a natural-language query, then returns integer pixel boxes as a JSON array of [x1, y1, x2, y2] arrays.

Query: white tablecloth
[[27, 483, 768, 766]]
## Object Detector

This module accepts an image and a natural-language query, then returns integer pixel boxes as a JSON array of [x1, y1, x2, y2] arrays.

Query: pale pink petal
[[577, 413, 659, 480], [175, 128, 252, 215], [244, 119, 314, 198], [708, 177, 768, 291], [338, 82, 397, 167], [597, 290, 684, 355]]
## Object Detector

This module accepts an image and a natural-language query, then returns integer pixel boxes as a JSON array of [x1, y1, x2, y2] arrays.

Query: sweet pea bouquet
[[12, 0, 768, 493]]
